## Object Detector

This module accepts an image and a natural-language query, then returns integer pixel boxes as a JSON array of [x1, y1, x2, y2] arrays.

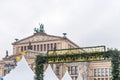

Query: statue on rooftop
[[28, 41, 32, 50], [5, 50, 8, 58], [34, 23, 45, 33], [39, 23, 44, 32], [34, 28, 39, 33]]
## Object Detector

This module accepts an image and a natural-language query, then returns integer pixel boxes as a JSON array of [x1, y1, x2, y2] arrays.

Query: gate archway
[[35, 46, 120, 80]]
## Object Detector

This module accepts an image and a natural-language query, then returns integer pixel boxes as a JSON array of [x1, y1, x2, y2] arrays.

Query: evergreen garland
[[35, 56, 44, 80], [110, 49, 120, 80], [35, 49, 120, 80]]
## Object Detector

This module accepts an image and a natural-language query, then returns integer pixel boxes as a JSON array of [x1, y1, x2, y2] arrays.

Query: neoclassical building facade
[[0, 25, 111, 80]]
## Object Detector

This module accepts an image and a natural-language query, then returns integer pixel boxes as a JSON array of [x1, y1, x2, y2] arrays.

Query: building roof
[[12, 32, 80, 48]]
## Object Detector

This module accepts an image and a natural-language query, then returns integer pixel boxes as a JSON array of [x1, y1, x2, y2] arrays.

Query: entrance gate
[[35, 46, 120, 80]]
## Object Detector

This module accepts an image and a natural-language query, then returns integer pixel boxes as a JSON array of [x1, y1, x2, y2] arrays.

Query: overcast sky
[[0, 0, 120, 60]]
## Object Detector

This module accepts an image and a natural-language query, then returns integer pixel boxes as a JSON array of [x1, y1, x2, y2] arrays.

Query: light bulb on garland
[[16, 56, 21, 61]]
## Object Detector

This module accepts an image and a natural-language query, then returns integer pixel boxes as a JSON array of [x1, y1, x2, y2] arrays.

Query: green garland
[[110, 49, 120, 80], [35, 56, 45, 80], [35, 49, 120, 80]]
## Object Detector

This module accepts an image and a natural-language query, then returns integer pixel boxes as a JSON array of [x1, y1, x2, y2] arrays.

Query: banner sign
[[47, 46, 106, 56], [47, 46, 106, 63], [48, 56, 103, 63]]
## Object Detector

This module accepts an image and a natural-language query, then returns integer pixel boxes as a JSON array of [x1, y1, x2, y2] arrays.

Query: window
[[101, 68, 105, 76], [47, 44, 49, 51], [105, 68, 109, 76], [40, 44, 43, 51], [71, 66, 78, 75], [68, 67, 71, 74], [101, 78, 104, 80], [21, 46, 23, 51], [94, 69, 97, 77], [37, 45, 39, 51], [105, 78, 108, 80], [54, 43, 57, 50], [98, 68, 101, 76], [71, 66, 75, 75], [34, 45, 36, 51], [44, 44, 46, 51], [24, 46, 26, 50], [75, 66, 78, 74], [56, 66, 59, 75], [98, 78, 100, 80], [51, 43, 53, 50], [94, 78, 97, 80]]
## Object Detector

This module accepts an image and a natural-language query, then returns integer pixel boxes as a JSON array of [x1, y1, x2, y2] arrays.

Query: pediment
[[13, 34, 63, 45]]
